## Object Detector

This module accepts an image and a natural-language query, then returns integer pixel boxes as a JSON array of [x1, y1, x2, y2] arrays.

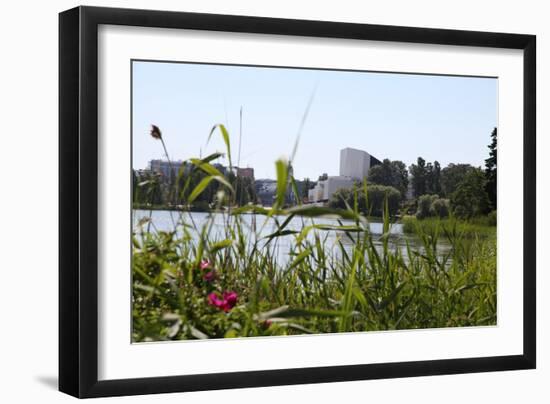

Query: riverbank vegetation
[[132, 124, 497, 342]]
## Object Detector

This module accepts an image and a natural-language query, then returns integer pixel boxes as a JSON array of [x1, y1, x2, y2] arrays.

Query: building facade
[[339, 147, 380, 180], [308, 147, 381, 204], [148, 159, 186, 178]]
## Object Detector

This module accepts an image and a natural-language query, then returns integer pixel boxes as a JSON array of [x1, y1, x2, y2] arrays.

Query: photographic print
[[131, 60, 498, 343]]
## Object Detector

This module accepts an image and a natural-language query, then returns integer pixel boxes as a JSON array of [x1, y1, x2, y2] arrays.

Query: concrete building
[[339, 148, 381, 180], [308, 176, 354, 203], [308, 147, 381, 204], [308, 182, 324, 203], [148, 159, 185, 178]]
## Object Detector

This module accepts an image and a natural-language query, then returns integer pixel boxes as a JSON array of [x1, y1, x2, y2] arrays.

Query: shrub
[[366, 185, 401, 216], [430, 198, 450, 218], [416, 194, 438, 219], [329, 184, 401, 217], [400, 199, 417, 216]]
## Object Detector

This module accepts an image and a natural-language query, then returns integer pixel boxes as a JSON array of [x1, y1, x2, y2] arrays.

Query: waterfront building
[[339, 147, 381, 180], [148, 159, 186, 178], [308, 147, 381, 203]]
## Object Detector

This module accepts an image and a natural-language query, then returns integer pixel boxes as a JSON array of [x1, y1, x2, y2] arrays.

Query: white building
[[308, 176, 354, 203], [307, 147, 381, 204], [308, 183, 325, 203], [339, 148, 378, 180]]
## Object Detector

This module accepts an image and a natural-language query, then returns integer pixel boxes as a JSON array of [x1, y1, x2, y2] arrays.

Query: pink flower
[[222, 291, 238, 309], [208, 292, 223, 308], [200, 260, 212, 271], [203, 270, 216, 282], [207, 291, 238, 312]]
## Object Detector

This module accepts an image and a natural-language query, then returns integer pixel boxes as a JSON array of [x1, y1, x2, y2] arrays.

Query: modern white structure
[[308, 176, 354, 203], [307, 147, 381, 203], [339, 147, 379, 180]]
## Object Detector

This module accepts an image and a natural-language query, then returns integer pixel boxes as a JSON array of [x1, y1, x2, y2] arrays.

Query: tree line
[[329, 127, 497, 219], [132, 162, 257, 211]]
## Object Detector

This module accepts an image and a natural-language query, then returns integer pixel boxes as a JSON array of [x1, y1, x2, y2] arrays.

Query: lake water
[[133, 209, 452, 263]]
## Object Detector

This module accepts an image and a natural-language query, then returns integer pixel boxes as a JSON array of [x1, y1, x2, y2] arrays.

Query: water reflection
[[132, 209, 452, 263]]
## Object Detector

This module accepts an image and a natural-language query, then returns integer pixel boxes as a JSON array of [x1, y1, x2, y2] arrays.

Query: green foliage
[[367, 159, 409, 197], [132, 122, 496, 342], [451, 168, 491, 219], [401, 216, 495, 237], [440, 163, 475, 197], [426, 161, 442, 195], [487, 210, 497, 226], [409, 157, 442, 197], [133, 204, 497, 341], [485, 127, 497, 210], [328, 184, 401, 217], [430, 197, 450, 218], [415, 194, 449, 219], [416, 194, 438, 219], [409, 157, 427, 197], [133, 170, 164, 206]]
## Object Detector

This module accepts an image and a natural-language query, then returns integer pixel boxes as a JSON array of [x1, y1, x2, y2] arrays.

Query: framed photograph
[[59, 6, 536, 398]]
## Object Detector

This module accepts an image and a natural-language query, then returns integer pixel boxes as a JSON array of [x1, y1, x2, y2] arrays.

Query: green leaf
[[288, 248, 312, 270], [290, 176, 302, 206], [188, 176, 214, 204], [208, 124, 232, 170], [201, 152, 224, 164], [274, 159, 289, 210], [189, 158, 224, 177], [339, 255, 358, 332], [209, 239, 233, 254], [378, 282, 407, 311], [188, 175, 234, 204], [286, 205, 361, 221], [255, 305, 346, 322], [230, 205, 271, 215]]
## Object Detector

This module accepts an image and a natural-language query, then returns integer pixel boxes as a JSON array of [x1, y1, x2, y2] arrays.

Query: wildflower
[[222, 291, 238, 309], [207, 291, 238, 312], [203, 270, 216, 282], [200, 260, 212, 271], [150, 124, 162, 139], [207, 292, 223, 308]]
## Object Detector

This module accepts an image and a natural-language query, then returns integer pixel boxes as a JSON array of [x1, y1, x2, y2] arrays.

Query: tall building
[[308, 147, 381, 203], [339, 148, 381, 180]]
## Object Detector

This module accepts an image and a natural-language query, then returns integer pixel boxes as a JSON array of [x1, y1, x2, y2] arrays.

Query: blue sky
[[132, 61, 497, 180]]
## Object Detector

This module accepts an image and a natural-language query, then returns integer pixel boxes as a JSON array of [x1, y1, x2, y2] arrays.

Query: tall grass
[[132, 126, 496, 342], [401, 215, 496, 238]]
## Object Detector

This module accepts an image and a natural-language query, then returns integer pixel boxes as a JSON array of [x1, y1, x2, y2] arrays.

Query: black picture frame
[[59, 5, 536, 398]]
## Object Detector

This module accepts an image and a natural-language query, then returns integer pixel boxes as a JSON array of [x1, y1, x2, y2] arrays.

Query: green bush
[[416, 194, 437, 219], [329, 184, 401, 217], [416, 194, 450, 219], [430, 198, 450, 218]]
